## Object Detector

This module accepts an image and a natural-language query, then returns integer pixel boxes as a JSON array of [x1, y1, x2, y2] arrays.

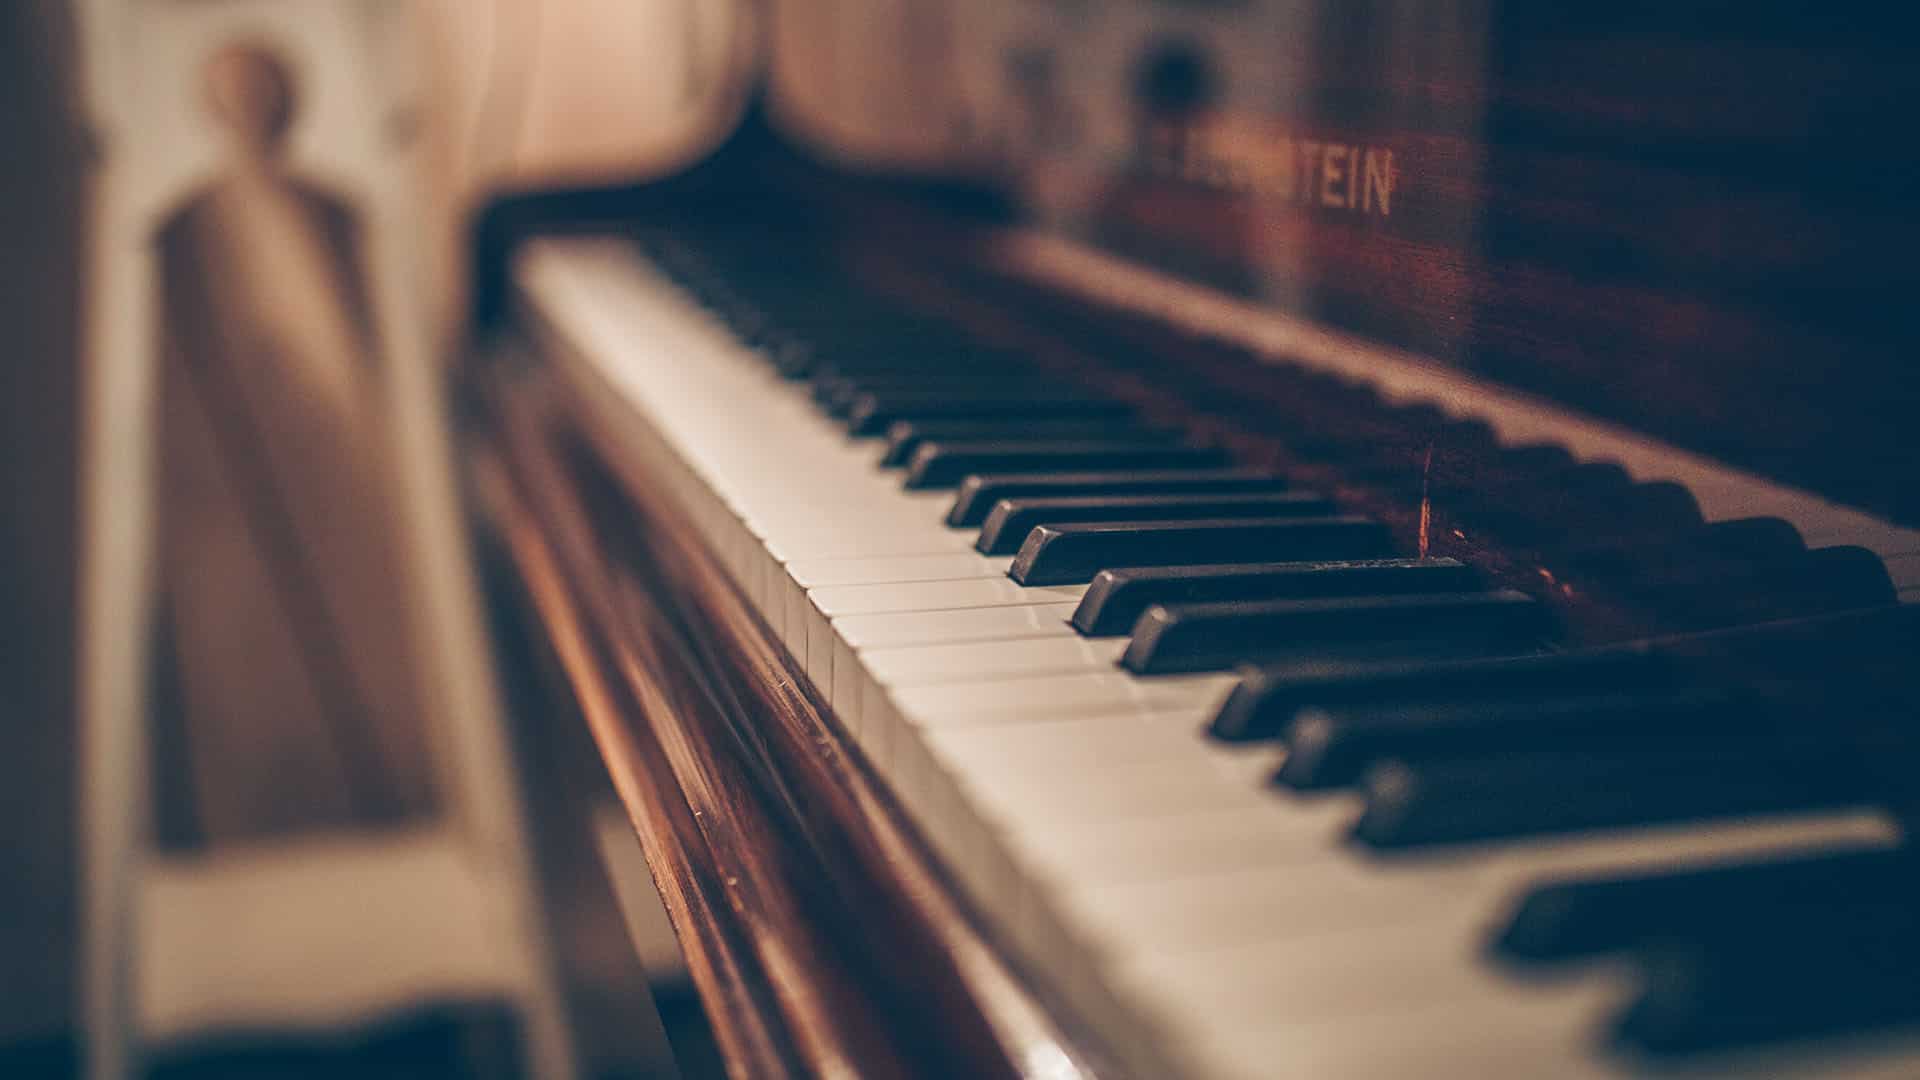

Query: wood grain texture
[[475, 367, 1110, 1079], [1020, 3, 1920, 526], [477, 452, 800, 1079]]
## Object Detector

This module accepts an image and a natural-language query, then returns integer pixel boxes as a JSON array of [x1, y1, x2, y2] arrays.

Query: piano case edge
[[467, 357, 1129, 1080]]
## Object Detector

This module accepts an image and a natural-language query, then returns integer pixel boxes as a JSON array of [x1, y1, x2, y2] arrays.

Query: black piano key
[[1700, 602, 1920, 672], [818, 373, 1057, 417], [767, 324, 968, 378], [1353, 745, 1878, 850], [766, 339, 823, 378], [816, 373, 940, 414], [847, 392, 1133, 436], [1275, 689, 1754, 790], [1461, 470, 1700, 548], [1531, 460, 1634, 496], [1214, 604, 1920, 744], [1495, 847, 1918, 964], [882, 417, 1166, 468], [1386, 451, 1619, 498], [1342, 429, 1512, 487], [1073, 557, 1479, 637], [947, 468, 1286, 527], [1362, 438, 1572, 480], [1602, 480, 1702, 527], [975, 491, 1337, 555], [1557, 516, 1807, 578], [1628, 545, 1900, 629], [803, 352, 1025, 382], [904, 440, 1228, 490], [1121, 589, 1549, 675], [1283, 408, 1447, 462], [803, 333, 1021, 362], [1615, 906, 1920, 1056], [1009, 516, 1395, 586], [779, 315, 966, 352], [1211, 646, 1675, 742], [1486, 442, 1581, 475]]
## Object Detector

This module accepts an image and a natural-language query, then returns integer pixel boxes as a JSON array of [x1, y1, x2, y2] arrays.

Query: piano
[[466, 3, 1920, 1076]]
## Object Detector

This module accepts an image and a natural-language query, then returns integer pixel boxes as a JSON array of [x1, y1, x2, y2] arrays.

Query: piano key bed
[[486, 229, 1920, 1080]]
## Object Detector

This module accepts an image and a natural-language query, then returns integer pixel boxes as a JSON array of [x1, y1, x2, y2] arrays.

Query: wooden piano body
[[466, 3, 1920, 1076]]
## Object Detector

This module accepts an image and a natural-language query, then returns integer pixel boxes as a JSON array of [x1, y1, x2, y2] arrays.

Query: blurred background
[[0, 1, 759, 1076]]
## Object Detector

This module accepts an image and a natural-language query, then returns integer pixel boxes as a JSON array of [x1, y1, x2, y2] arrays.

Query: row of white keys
[[526, 240, 1316, 1068], [706, 319, 1666, 1068], [528, 241, 1213, 784], [807, 571, 1085, 731], [903, 671, 1916, 1066], [530, 239, 981, 587], [525, 240, 1919, 1078], [874, 673, 1906, 1078], [1141, 889, 1920, 1080], [931, 702, 1904, 1074], [1049, 807, 1900, 1075]]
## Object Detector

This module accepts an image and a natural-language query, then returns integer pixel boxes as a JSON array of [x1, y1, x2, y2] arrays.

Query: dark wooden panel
[[1029, 2, 1920, 525]]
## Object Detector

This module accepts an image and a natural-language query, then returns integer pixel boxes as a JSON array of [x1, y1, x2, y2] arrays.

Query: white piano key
[[890, 718, 1308, 987], [794, 576, 1075, 691], [858, 669, 1237, 784], [1181, 979, 1920, 1080], [918, 731, 1282, 867], [1009, 804, 1360, 890], [808, 576, 1080, 618], [764, 529, 975, 562], [862, 636, 1129, 686], [787, 559, 1015, 676], [1169, 976, 1634, 1080], [834, 602, 1081, 650], [889, 670, 1238, 721], [787, 553, 1010, 588], [916, 709, 1216, 766]]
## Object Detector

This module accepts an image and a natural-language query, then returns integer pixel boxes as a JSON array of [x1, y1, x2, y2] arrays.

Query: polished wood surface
[[703, 4, 1916, 526], [999, 4, 1920, 527], [475, 366, 1111, 1078]]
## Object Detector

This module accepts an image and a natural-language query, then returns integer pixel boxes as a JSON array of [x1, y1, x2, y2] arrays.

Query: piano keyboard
[[517, 234, 1920, 1079]]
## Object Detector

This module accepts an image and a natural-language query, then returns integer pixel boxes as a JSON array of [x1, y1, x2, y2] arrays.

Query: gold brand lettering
[[1363, 148, 1394, 215], [1321, 144, 1347, 209], [1163, 118, 1400, 219]]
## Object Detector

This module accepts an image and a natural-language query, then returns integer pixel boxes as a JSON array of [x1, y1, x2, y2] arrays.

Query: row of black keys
[[833, 376, 1914, 853], [656, 235, 1904, 826], [663, 235, 1898, 630], [647, 235, 1920, 1056], [654, 235, 1912, 833]]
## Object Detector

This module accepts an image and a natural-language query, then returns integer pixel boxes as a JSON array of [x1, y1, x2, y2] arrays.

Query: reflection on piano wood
[[467, 4, 1920, 1075], [476, 370, 1099, 1078]]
